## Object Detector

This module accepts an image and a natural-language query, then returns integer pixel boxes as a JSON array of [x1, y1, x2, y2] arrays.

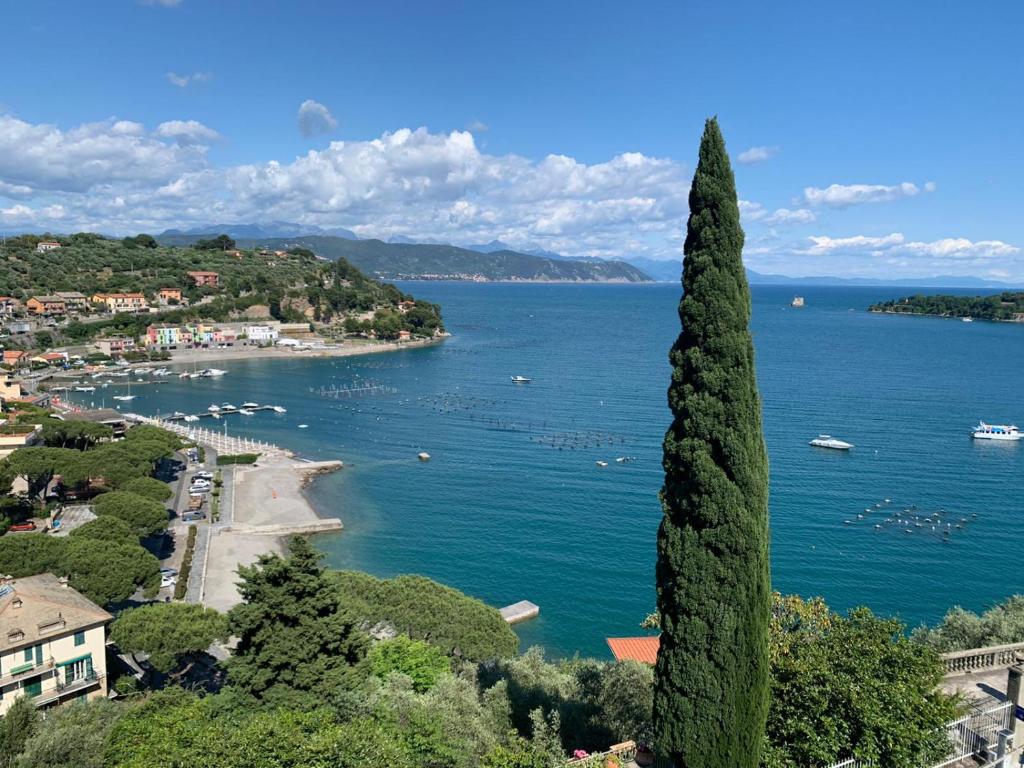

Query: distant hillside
[[221, 236, 652, 282], [160, 222, 359, 241], [868, 292, 1024, 321]]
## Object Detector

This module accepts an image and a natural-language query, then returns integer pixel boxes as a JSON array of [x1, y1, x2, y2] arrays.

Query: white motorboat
[[221, 403, 236, 410], [962, 317, 974, 323], [511, 375, 531, 383], [596, 460, 609, 467], [73, 386, 96, 393], [241, 401, 259, 408], [208, 404, 221, 412], [273, 406, 287, 413], [972, 422, 1021, 441], [112, 394, 136, 401], [809, 435, 854, 450], [239, 409, 255, 416], [183, 415, 199, 422]]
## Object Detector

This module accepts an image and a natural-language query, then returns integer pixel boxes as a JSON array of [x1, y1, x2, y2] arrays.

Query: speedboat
[[74, 385, 96, 392], [239, 409, 255, 416], [221, 403, 236, 410], [241, 402, 259, 408], [184, 415, 199, 422], [298, 424, 309, 429], [208, 404, 220, 412], [511, 375, 531, 383], [596, 460, 609, 467], [962, 317, 974, 323], [809, 435, 854, 450], [273, 406, 287, 413], [972, 422, 1022, 441]]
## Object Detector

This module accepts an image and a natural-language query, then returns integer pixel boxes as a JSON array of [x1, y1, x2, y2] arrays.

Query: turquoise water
[[75, 283, 1024, 658]]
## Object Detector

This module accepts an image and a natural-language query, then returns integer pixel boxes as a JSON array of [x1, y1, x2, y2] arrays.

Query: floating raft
[[500, 600, 540, 625]]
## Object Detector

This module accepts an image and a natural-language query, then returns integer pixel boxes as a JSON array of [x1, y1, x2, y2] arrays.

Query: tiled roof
[[0, 573, 112, 654], [606, 636, 660, 665]]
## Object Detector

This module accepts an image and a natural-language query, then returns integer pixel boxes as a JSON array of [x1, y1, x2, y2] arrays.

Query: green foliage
[[654, 117, 770, 768], [481, 738, 554, 768], [912, 594, 1024, 650], [40, 419, 112, 449], [121, 476, 173, 502], [227, 537, 369, 708], [174, 525, 197, 600], [215, 453, 259, 465], [869, 291, 1024, 321], [62, 536, 161, 605], [13, 697, 123, 768], [0, 532, 65, 576], [763, 601, 958, 768], [70, 515, 139, 544], [111, 603, 228, 673], [93, 491, 168, 538], [0, 696, 38, 768], [331, 570, 519, 661], [369, 635, 450, 692], [194, 234, 236, 251]]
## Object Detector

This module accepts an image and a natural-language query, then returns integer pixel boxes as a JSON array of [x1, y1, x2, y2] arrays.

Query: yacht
[[511, 375, 531, 383], [972, 422, 1022, 441], [221, 403, 236, 410], [241, 401, 259, 408], [208, 404, 221, 412], [809, 435, 854, 450]]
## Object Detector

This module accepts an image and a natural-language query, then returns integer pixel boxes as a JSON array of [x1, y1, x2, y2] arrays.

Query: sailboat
[[112, 379, 137, 402]]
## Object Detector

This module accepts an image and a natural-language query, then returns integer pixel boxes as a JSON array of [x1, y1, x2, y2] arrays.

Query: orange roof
[[606, 636, 660, 665]]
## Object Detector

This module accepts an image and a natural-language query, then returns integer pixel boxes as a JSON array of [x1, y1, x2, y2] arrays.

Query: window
[[74, 630, 85, 647]]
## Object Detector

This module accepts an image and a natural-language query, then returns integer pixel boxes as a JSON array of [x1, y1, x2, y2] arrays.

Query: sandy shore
[[201, 455, 343, 612], [165, 335, 444, 366]]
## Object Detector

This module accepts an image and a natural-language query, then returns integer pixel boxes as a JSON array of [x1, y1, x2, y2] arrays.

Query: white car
[[194, 472, 214, 481], [161, 573, 177, 588]]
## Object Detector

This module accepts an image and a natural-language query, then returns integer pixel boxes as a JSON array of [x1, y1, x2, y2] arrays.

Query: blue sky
[[1, 0, 1023, 280]]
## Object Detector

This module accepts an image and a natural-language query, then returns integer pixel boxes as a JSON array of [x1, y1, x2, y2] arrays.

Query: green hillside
[[0, 233, 443, 342], [165, 235, 653, 282], [868, 292, 1024, 321]]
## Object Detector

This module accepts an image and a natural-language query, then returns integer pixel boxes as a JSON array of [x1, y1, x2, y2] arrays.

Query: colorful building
[[95, 336, 137, 357], [158, 288, 183, 303], [187, 271, 220, 288], [25, 296, 66, 316], [91, 293, 148, 313], [0, 573, 112, 714]]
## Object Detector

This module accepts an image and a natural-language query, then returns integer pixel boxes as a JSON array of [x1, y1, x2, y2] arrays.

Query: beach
[[164, 336, 444, 366], [199, 453, 344, 612]]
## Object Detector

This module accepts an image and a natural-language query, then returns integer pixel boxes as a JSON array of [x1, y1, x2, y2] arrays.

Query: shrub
[[216, 453, 259, 465], [369, 636, 450, 692]]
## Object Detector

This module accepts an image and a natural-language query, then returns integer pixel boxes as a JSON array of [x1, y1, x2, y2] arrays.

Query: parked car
[[189, 487, 210, 495], [8, 521, 37, 532], [160, 573, 177, 588], [194, 471, 214, 480], [181, 510, 206, 522], [190, 478, 212, 487], [160, 567, 178, 577]]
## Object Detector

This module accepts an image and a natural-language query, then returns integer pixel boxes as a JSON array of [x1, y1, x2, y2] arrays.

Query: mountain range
[[156, 223, 1024, 288]]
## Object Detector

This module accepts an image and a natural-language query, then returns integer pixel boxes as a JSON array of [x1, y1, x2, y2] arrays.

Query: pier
[[127, 414, 286, 457], [500, 600, 540, 624]]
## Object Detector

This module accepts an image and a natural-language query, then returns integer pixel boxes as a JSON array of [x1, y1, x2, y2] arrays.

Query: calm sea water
[[75, 283, 1024, 658]]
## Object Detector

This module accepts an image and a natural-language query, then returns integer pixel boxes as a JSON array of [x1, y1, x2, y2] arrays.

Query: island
[[868, 291, 1024, 322]]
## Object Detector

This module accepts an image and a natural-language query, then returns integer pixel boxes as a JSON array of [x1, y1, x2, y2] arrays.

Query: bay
[[101, 282, 1024, 658]]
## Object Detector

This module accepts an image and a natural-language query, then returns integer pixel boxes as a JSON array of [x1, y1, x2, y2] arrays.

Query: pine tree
[[227, 536, 369, 708], [653, 118, 770, 767]]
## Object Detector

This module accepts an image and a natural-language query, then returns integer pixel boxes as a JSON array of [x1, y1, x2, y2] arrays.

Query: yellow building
[[91, 293, 148, 313], [0, 573, 112, 714]]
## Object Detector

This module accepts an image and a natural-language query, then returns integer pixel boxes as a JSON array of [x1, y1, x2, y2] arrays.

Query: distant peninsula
[[160, 233, 652, 283], [868, 291, 1024, 322]]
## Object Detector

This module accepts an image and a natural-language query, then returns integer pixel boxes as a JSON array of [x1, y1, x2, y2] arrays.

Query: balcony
[[32, 671, 103, 708], [0, 658, 54, 688]]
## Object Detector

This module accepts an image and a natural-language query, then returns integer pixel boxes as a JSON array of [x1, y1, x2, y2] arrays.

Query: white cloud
[[804, 233, 906, 255], [467, 119, 489, 133], [0, 114, 210, 193], [297, 100, 338, 137], [901, 238, 1018, 259], [155, 120, 220, 145], [739, 200, 814, 226], [166, 72, 211, 88], [803, 181, 933, 208], [736, 145, 778, 165]]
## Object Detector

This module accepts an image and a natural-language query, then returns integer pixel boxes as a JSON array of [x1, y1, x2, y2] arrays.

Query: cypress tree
[[653, 118, 770, 767]]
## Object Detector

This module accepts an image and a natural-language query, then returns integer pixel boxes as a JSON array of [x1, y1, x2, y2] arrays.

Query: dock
[[500, 600, 540, 624]]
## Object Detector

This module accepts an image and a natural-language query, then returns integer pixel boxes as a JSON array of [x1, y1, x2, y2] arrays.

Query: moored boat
[[511, 375, 531, 383]]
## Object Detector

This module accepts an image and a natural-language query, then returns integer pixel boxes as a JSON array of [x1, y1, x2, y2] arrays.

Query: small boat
[[239, 409, 255, 416], [184, 415, 199, 422], [171, 411, 185, 418], [298, 424, 309, 429], [179, 372, 192, 379], [74, 386, 96, 392], [511, 375, 531, 383], [241, 402, 259, 408], [221, 403, 236, 410], [272, 406, 287, 413], [208, 404, 221, 412], [791, 296, 805, 308], [112, 395, 136, 401], [809, 435, 854, 450], [962, 317, 974, 323], [972, 421, 1022, 441], [596, 460, 609, 467], [211, 412, 222, 419], [418, 452, 431, 461]]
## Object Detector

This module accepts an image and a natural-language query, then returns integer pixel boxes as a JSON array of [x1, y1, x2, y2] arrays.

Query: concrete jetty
[[500, 600, 540, 624]]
